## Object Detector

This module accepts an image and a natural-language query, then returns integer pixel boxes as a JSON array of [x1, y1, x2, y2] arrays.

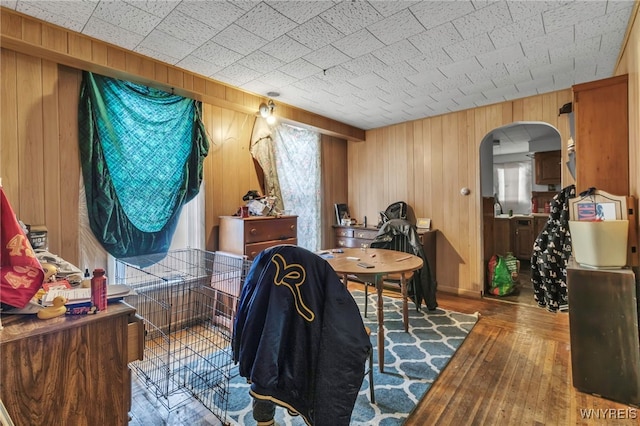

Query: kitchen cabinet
[[573, 74, 628, 195], [493, 218, 512, 257], [0, 302, 143, 425], [533, 215, 548, 239], [534, 150, 561, 185], [219, 215, 297, 260], [513, 217, 534, 260]]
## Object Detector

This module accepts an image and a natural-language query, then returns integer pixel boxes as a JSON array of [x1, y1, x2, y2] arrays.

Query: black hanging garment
[[531, 184, 576, 312], [370, 219, 437, 311]]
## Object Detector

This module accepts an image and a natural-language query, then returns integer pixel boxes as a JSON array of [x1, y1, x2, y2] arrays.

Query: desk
[[325, 248, 423, 372]]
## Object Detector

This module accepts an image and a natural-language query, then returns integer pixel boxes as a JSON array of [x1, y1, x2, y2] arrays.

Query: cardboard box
[[569, 220, 628, 269]]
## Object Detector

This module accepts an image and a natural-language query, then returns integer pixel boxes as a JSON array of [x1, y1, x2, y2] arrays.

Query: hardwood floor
[[129, 283, 637, 425]]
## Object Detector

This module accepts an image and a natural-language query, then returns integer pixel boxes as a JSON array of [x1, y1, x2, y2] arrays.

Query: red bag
[[1, 188, 44, 308]]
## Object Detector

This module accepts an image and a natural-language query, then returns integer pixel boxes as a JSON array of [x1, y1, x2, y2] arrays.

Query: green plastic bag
[[491, 256, 515, 296]]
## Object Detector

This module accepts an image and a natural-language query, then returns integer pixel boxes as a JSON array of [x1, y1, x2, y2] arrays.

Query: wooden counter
[[0, 302, 143, 425]]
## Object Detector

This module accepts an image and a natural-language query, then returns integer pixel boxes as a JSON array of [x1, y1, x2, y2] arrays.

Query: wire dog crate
[[114, 249, 251, 423]]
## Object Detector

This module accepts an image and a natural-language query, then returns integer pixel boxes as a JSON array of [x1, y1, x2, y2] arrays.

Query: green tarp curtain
[[78, 71, 209, 258]]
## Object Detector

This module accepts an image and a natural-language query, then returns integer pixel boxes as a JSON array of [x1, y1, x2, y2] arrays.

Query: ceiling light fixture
[[259, 100, 276, 125]]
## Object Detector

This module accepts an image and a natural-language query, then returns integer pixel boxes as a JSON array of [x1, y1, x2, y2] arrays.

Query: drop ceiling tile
[[287, 16, 345, 50], [409, 22, 463, 53], [372, 39, 422, 66], [599, 30, 626, 54], [124, 0, 179, 19], [348, 73, 388, 90], [516, 76, 555, 94], [367, 9, 424, 45], [452, 1, 512, 39], [504, 51, 549, 76], [260, 35, 311, 63], [370, 1, 419, 17], [213, 63, 262, 87], [576, 6, 634, 41], [493, 70, 534, 87], [155, 10, 219, 46], [2, 1, 17, 10], [191, 41, 242, 68], [176, 1, 244, 31], [319, 1, 382, 35], [237, 51, 284, 74], [444, 33, 495, 62], [332, 29, 385, 59], [341, 53, 388, 76], [439, 57, 482, 78], [257, 69, 299, 88], [542, 1, 606, 34], [93, 1, 161, 36], [482, 84, 516, 100], [433, 74, 473, 92], [476, 43, 524, 68], [16, 2, 89, 32], [320, 66, 358, 83], [429, 87, 464, 102], [374, 62, 418, 81], [459, 80, 497, 97], [489, 15, 545, 49], [175, 55, 223, 77], [212, 24, 268, 55], [278, 58, 322, 80], [84, 16, 144, 51], [406, 68, 446, 86], [407, 48, 453, 72], [240, 79, 276, 98], [138, 29, 197, 61], [267, 0, 334, 24], [410, 1, 475, 30], [303, 44, 350, 70], [134, 45, 180, 66], [235, 2, 297, 41], [466, 65, 509, 85], [453, 92, 489, 108], [506, 1, 563, 22], [521, 26, 574, 58], [549, 36, 601, 63], [529, 58, 574, 81]]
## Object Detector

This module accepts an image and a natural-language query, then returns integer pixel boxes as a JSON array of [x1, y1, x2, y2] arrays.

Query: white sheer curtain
[[272, 123, 321, 251], [493, 161, 532, 214]]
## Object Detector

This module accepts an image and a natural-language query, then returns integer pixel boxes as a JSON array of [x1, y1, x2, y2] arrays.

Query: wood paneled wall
[[349, 91, 573, 297], [0, 50, 81, 264], [0, 53, 349, 267]]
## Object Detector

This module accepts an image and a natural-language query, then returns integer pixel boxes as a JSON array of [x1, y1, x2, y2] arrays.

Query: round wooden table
[[325, 247, 423, 372]]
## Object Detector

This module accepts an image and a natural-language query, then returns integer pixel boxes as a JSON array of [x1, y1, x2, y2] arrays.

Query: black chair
[[370, 219, 437, 318], [232, 245, 374, 425]]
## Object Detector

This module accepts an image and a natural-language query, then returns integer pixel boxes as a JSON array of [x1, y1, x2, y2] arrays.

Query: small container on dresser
[[219, 215, 297, 260]]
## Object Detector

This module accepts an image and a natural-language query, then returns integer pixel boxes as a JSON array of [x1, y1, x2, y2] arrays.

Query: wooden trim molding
[[0, 7, 365, 142]]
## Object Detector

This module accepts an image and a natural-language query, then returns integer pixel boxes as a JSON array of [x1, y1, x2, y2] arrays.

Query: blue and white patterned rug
[[224, 290, 479, 425]]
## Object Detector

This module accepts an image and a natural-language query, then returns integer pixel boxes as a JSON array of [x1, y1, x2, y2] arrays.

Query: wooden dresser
[[219, 215, 298, 260], [332, 225, 437, 283], [0, 302, 143, 425]]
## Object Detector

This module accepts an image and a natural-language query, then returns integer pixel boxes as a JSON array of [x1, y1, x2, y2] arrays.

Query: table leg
[[376, 275, 385, 373], [401, 273, 409, 333]]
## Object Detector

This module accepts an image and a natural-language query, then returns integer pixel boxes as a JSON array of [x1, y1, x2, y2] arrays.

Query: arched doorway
[[479, 122, 561, 306]]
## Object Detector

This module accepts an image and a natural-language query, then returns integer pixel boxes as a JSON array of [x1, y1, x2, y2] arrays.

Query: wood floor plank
[[128, 285, 637, 425]]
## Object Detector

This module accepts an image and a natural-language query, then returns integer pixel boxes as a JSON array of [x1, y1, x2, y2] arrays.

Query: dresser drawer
[[336, 228, 355, 238], [354, 229, 379, 240], [127, 314, 144, 363], [245, 238, 297, 259], [245, 217, 297, 243]]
